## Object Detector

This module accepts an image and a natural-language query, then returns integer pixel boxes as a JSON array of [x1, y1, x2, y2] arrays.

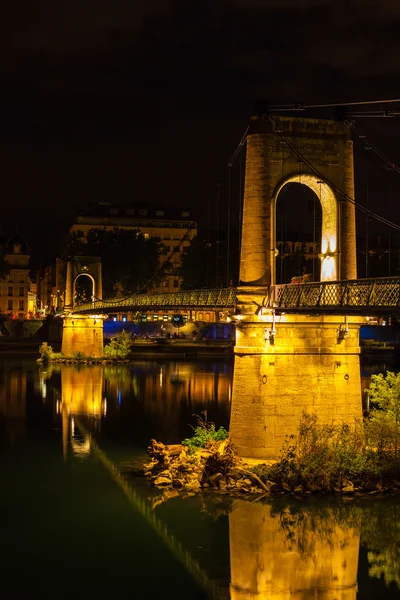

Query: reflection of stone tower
[[230, 117, 364, 459], [229, 500, 359, 600], [61, 365, 104, 416], [61, 366, 103, 459]]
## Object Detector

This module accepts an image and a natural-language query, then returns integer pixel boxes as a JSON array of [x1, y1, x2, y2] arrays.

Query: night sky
[[2, 0, 400, 266]]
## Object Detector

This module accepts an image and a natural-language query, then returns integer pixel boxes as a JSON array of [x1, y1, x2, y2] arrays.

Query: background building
[[69, 202, 197, 292], [0, 233, 31, 319]]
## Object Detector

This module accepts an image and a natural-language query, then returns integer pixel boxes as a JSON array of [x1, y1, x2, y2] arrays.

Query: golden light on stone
[[232, 117, 361, 459], [275, 174, 338, 282], [229, 500, 359, 600]]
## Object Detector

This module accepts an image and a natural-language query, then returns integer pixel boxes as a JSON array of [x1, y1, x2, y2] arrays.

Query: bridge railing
[[73, 287, 238, 313], [271, 277, 400, 309]]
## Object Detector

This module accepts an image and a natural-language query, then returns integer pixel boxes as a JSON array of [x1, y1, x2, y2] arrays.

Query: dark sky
[[2, 0, 400, 265]]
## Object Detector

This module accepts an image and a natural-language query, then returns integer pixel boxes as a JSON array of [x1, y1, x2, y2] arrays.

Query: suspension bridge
[[71, 276, 400, 316]]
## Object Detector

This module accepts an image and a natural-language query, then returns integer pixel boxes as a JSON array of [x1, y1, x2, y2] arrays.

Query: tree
[[178, 236, 211, 289], [104, 330, 132, 359], [68, 228, 161, 297], [366, 371, 400, 457]]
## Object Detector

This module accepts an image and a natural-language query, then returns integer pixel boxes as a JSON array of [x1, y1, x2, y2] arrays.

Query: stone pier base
[[230, 313, 365, 459], [61, 314, 104, 358]]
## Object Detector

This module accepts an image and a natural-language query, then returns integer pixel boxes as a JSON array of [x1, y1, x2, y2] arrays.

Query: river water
[[0, 356, 399, 599]]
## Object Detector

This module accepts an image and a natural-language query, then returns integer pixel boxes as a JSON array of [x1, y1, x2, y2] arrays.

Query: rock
[[243, 478, 253, 487], [202, 482, 210, 488], [157, 470, 172, 479], [342, 484, 355, 494], [153, 476, 172, 486], [172, 479, 185, 488], [218, 480, 227, 492], [184, 480, 201, 492], [228, 467, 247, 480], [282, 482, 292, 493], [393, 480, 400, 489], [209, 472, 224, 487], [364, 480, 378, 492], [294, 485, 303, 494], [216, 439, 229, 456], [265, 481, 280, 493], [341, 479, 353, 489], [200, 450, 212, 459], [165, 444, 184, 457]]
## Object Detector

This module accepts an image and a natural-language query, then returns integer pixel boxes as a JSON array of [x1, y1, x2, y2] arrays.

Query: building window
[[19, 287, 24, 296], [126, 208, 134, 215], [8, 300, 12, 310], [139, 210, 147, 216], [163, 246, 170, 252], [110, 207, 118, 215], [141, 315, 147, 322], [163, 281, 168, 287], [8, 287, 13, 296], [173, 280, 179, 288], [19, 300, 24, 311], [163, 315, 168, 321], [156, 210, 164, 216], [181, 211, 190, 217], [153, 315, 158, 321], [122, 314, 127, 322]]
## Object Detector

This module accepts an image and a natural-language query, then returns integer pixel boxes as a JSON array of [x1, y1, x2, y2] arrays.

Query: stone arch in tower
[[239, 116, 357, 288]]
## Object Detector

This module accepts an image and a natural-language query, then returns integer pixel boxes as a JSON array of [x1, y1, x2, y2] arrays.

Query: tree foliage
[[366, 371, 400, 457], [104, 330, 132, 360], [68, 228, 161, 297], [178, 236, 212, 289]]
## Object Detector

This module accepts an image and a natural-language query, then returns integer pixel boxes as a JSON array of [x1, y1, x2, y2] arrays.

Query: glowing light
[[321, 256, 335, 281]]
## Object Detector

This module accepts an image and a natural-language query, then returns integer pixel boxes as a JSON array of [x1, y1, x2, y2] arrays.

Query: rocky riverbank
[[129, 439, 400, 499]]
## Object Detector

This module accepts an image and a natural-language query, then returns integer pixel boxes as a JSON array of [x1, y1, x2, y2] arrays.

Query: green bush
[[182, 411, 229, 454], [366, 371, 400, 458], [250, 410, 400, 492], [39, 342, 54, 363], [72, 351, 86, 361], [104, 330, 132, 360]]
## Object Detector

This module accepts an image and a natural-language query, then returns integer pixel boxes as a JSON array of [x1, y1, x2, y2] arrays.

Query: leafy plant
[[182, 411, 229, 454], [366, 371, 400, 458], [72, 351, 87, 360], [39, 342, 54, 363], [104, 329, 132, 360]]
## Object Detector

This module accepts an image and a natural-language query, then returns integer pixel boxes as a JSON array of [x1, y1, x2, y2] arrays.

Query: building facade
[[0, 234, 31, 319], [69, 202, 197, 294]]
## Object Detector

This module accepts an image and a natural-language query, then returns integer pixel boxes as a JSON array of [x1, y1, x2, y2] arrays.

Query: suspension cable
[[345, 120, 400, 176], [266, 114, 400, 231]]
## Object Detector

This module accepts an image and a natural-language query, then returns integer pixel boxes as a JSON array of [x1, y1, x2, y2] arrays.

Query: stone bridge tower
[[62, 256, 104, 358], [230, 116, 365, 458]]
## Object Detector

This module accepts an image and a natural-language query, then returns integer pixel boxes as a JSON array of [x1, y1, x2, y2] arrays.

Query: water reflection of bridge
[[50, 365, 398, 599], [64, 417, 363, 600]]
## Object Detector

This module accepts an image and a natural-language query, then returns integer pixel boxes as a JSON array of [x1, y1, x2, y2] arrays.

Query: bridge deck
[[70, 277, 400, 315]]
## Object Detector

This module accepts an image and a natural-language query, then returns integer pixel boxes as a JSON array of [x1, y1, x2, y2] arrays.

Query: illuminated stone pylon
[[229, 500, 359, 600], [230, 116, 363, 458], [239, 116, 357, 286], [61, 314, 105, 358]]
